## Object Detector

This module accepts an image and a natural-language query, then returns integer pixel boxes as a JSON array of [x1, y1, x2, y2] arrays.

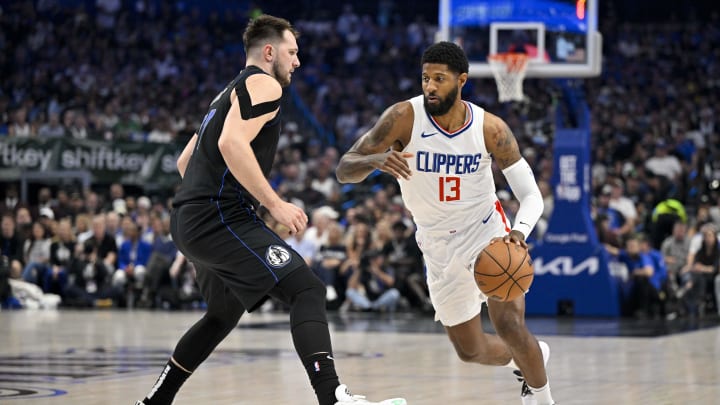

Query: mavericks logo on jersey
[[416, 151, 483, 174], [266, 245, 292, 268]]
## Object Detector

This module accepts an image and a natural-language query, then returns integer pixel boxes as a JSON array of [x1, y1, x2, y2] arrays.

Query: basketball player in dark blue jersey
[[136, 15, 405, 405]]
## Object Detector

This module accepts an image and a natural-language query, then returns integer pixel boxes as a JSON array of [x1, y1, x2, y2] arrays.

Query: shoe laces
[[515, 370, 533, 398], [520, 381, 533, 397]]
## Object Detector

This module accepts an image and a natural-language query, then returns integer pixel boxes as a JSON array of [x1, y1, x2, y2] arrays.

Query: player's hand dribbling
[[372, 151, 413, 180], [267, 199, 308, 235], [489, 230, 527, 249]]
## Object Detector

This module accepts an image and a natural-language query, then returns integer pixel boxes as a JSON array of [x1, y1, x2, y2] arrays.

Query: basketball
[[474, 242, 534, 302]]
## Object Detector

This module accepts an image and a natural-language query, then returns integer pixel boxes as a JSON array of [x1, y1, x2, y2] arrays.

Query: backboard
[[437, 0, 602, 78]]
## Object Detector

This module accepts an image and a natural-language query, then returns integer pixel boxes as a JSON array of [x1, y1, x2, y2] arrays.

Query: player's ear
[[458, 72, 468, 88], [263, 43, 274, 62]]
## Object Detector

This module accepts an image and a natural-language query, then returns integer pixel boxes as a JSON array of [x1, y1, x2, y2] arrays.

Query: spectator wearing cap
[[38, 206, 55, 224], [305, 206, 339, 249]]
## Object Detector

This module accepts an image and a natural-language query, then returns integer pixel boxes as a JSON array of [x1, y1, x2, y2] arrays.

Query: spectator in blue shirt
[[605, 233, 660, 318], [113, 221, 153, 300]]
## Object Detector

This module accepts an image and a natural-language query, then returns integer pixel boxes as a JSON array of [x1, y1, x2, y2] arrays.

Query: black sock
[[279, 269, 340, 405], [301, 351, 340, 405], [292, 319, 339, 405], [143, 360, 192, 405]]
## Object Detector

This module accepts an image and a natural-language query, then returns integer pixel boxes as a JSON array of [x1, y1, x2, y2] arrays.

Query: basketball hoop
[[488, 53, 529, 102]]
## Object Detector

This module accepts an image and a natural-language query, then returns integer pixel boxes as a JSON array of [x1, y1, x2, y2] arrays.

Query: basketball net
[[488, 53, 529, 103]]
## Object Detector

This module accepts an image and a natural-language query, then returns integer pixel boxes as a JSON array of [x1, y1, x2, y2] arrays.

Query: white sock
[[502, 357, 518, 369], [528, 381, 554, 405]]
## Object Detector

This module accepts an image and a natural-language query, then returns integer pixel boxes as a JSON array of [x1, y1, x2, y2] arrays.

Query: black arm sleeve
[[234, 79, 281, 120]]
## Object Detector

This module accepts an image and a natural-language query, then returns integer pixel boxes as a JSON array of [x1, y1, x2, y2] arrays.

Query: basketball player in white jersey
[[337, 42, 555, 405]]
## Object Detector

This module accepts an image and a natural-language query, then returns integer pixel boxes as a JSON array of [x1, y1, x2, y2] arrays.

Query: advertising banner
[[0, 138, 181, 188]]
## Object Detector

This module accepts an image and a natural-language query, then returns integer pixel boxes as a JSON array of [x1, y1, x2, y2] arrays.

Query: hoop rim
[[488, 52, 529, 72], [487, 52, 529, 62], [487, 52, 528, 102]]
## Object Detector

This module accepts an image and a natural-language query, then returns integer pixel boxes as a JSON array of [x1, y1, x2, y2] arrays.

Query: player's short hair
[[421, 41, 469, 75], [243, 14, 299, 54]]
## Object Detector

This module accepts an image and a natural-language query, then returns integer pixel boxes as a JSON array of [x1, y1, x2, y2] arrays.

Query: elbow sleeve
[[501, 158, 544, 239]]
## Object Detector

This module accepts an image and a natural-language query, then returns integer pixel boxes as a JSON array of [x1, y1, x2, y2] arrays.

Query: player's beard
[[424, 86, 458, 116], [273, 60, 291, 87]]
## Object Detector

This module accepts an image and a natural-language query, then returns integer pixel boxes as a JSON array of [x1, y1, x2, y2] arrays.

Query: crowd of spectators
[[1, 1, 719, 318], [0, 183, 202, 309]]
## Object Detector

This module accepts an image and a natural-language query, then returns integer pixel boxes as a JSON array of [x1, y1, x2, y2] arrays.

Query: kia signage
[[533, 256, 599, 277]]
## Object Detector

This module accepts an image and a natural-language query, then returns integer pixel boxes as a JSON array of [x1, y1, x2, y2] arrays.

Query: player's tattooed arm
[[485, 112, 542, 246], [484, 112, 522, 170], [336, 101, 414, 183]]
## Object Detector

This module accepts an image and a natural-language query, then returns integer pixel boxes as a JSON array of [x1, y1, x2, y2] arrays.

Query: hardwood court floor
[[1, 309, 719, 404]]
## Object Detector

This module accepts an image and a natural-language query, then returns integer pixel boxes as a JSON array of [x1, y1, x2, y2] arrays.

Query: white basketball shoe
[[516, 341, 552, 405], [334, 384, 407, 405]]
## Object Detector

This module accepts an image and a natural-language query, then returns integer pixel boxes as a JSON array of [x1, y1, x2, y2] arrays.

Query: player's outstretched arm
[[336, 101, 414, 183], [484, 112, 543, 244]]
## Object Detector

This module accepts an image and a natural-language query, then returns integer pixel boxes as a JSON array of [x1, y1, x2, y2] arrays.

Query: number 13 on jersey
[[439, 176, 460, 201]]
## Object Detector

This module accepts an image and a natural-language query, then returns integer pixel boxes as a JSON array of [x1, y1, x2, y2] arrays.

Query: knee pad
[[277, 268, 328, 328]]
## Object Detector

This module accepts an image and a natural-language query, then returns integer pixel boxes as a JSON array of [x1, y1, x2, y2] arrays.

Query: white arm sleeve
[[501, 158, 544, 239]]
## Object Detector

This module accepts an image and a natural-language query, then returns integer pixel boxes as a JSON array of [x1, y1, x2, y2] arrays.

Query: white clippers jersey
[[398, 95, 497, 232]]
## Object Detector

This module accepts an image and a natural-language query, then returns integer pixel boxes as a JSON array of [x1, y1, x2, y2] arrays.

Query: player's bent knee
[[454, 346, 478, 363], [452, 342, 494, 364], [281, 268, 328, 327], [204, 311, 242, 333], [449, 332, 490, 364]]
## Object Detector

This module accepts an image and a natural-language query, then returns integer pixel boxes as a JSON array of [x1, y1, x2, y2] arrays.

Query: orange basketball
[[473, 242, 534, 302]]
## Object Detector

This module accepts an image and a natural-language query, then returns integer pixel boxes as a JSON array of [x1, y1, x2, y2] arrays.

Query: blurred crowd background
[[1, 0, 718, 319]]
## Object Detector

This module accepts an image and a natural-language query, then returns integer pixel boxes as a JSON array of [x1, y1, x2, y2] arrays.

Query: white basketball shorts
[[415, 201, 510, 327]]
